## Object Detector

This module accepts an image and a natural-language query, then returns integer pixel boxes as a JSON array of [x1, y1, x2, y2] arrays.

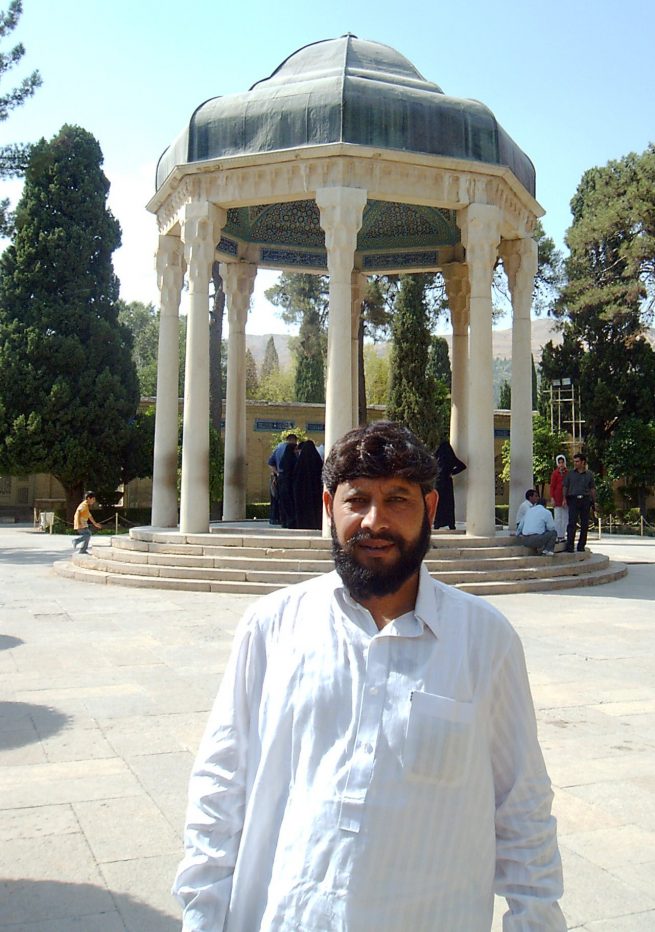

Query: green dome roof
[[156, 35, 535, 197]]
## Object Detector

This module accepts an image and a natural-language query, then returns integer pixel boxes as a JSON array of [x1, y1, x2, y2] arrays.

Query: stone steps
[[53, 526, 628, 596]]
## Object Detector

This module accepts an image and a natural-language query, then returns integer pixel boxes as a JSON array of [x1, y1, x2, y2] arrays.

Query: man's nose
[[360, 502, 389, 533]]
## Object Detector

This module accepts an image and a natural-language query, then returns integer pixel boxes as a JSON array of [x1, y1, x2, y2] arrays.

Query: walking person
[[564, 452, 596, 553], [71, 491, 101, 554], [173, 421, 565, 932], [549, 455, 568, 542]]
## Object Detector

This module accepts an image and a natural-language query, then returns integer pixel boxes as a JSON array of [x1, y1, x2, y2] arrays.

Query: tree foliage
[[260, 335, 280, 381], [0, 124, 139, 519], [499, 414, 568, 496], [266, 273, 327, 403], [427, 335, 451, 389], [117, 300, 159, 396], [387, 274, 445, 450], [245, 347, 259, 399], [0, 1, 41, 235], [604, 416, 655, 516], [541, 146, 655, 470]]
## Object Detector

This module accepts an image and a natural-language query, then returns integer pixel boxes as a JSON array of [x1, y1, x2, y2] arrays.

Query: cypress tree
[[387, 275, 443, 450], [0, 124, 139, 520]]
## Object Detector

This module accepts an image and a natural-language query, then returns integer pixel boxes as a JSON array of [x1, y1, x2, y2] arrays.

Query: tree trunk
[[62, 480, 84, 526], [210, 262, 225, 435], [357, 316, 367, 425]]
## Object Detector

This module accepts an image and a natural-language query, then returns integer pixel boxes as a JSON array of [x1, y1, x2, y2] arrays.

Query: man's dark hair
[[322, 421, 437, 495], [525, 489, 537, 501], [285, 433, 298, 443], [85, 491, 96, 499], [573, 452, 586, 463]]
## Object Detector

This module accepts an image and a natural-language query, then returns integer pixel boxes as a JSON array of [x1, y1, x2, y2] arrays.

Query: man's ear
[[323, 489, 334, 519], [425, 489, 438, 525]]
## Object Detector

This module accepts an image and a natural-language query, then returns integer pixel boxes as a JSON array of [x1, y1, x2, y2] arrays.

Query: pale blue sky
[[2, 0, 653, 332]]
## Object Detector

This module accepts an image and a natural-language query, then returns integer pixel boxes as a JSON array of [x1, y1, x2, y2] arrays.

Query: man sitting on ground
[[517, 496, 557, 556]]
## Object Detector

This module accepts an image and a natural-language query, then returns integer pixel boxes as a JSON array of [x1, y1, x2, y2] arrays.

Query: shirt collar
[[331, 564, 441, 640]]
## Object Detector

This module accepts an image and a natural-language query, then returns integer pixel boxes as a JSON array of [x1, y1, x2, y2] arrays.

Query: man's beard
[[331, 509, 432, 601]]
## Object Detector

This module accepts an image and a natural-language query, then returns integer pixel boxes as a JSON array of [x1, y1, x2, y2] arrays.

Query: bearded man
[[173, 421, 565, 932]]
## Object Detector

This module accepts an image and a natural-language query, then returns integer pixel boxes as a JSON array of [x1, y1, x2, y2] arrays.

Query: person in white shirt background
[[516, 496, 558, 556], [173, 421, 565, 932], [514, 488, 538, 534]]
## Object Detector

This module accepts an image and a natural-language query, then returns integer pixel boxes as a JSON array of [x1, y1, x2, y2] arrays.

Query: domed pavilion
[[147, 35, 542, 536]]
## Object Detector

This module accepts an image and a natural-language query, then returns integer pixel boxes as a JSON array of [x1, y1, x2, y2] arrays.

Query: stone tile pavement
[[0, 525, 654, 930]]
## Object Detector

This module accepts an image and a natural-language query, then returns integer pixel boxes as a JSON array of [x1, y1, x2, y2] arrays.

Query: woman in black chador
[[277, 442, 297, 529], [292, 440, 324, 530], [433, 441, 467, 530]]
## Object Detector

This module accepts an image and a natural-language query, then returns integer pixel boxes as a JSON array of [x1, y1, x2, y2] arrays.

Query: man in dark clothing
[[563, 452, 596, 553]]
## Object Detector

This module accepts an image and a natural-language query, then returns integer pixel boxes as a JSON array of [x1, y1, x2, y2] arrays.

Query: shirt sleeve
[[490, 632, 566, 931], [172, 613, 264, 931]]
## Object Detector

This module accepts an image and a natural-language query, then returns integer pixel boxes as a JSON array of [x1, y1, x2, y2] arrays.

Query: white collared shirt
[[173, 566, 565, 932]]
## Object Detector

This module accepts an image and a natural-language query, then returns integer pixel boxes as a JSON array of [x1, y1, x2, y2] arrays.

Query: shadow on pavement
[[0, 702, 72, 750], [0, 548, 72, 565], [0, 879, 178, 930], [0, 635, 23, 651]]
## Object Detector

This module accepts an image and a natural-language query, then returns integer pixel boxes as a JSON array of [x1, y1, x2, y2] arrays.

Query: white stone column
[[351, 271, 366, 426], [316, 187, 367, 455], [222, 262, 257, 521], [151, 234, 185, 528], [442, 261, 470, 525], [458, 204, 500, 537], [179, 202, 226, 534], [499, 237, 538, 528]]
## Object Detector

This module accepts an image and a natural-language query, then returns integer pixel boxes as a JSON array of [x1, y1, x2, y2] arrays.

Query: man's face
[[573, 457, 585, 472], [324, 477, 438, 600], [529, 491, 539, 504]]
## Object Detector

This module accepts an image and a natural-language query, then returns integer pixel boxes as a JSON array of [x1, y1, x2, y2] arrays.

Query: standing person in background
[[549, 455, 568, 542], [293, 439, 324, 530], [564, 452, 596, 553], [268, 434, 298, 528], [433, 440, 467, 530], [276, 441, 298, 529], [71, 491, 101, 554]]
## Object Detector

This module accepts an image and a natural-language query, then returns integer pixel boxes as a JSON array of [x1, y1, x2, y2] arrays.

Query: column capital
[[442, 261, 470, 330], [223, 262, 257, 328], [156, 234, 185, 317], [457, 204, 501, 297], [181, 202, 227, 290], [316, 186, 367, 280], [498, 237, 538, 320]]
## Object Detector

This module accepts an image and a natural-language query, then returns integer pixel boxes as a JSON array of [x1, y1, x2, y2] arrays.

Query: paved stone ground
[[0, 525, 654, 931]]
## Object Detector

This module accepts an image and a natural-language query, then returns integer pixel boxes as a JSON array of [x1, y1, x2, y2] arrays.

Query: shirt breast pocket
[[403, 691, 475, 785]]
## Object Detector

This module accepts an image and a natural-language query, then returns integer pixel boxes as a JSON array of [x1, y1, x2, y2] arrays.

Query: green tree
[[0, 1, 42, 235], [363, 344, 390, 406], [266, 273, 327, 403], [118, 300, 159, 396], [245, 347, 259, 399], [293, 304, 325, 402], [257, 362, 296, 402], [542, 146, 655, 470], [0, 124, 139, 520], [427, 335, 451, 390], [260, 335, 280, 381], [500, 414, 568, 497], [499, 379, 511, 409], [604, 416, 655, 517], [387, 274, 444, 450]]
